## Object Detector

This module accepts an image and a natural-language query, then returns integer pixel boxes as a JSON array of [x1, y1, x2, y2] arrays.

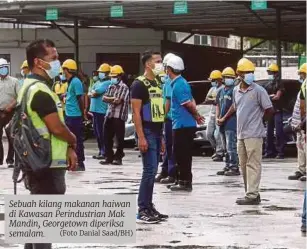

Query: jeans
[[138, 128, 161, 211], [220, 129, 239, 169], [164, 119, 176, 177], [92, 112, 105, 156], [104, 117, 125, 161], [65, 116, 85, 168], [206, 115, 224, 156], [173, 127, 195, 182], [24, 169, 66, 249], [265, 111, 285, 156], [303, 191, 306, 227]]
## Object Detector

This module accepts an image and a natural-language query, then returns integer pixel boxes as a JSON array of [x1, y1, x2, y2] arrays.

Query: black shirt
[[28, 74, 58, 119], [130, 78, 163, 132], [263, 78, 285, 111]]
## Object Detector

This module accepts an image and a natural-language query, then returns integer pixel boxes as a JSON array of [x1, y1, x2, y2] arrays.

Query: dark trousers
[[0, 120, 14, 165], [65, 116, 85, 168], [92, 112, 105, 156], [164, 119, 176, 177], [24, 169, 66, 249], [173, 127, 195, 182], [265, 111, 285, 156], [104, 117, 125, 161]]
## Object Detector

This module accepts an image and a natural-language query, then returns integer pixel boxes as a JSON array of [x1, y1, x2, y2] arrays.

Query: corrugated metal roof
[[0, 0, 305, 43]]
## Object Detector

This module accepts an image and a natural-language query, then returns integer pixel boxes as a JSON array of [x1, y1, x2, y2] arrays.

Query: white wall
[[0, 28, 163, 77]]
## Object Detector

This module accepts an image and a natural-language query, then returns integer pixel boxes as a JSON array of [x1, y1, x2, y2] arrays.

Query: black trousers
[[0, 119, 14, 165], [103, 117, 125, 161], [24, 169, 66, 249], [173, 127, 196, 182]]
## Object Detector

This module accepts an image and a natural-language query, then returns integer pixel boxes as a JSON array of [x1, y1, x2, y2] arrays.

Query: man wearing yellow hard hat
[[62, 59, 86, 171], [262, 63, 285, 159], [218, 58, 274, 205], [20, 60, 30, 85], [88, 63, 111, 160], [53, 67, 68, 116], [204, 70, 224, 162], [216, 67, 240, 176], [100, 65, 129, 166]]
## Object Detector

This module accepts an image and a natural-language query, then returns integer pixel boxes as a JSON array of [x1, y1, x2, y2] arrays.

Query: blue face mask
[[224, 78, 234, 86], [244, 73, 255, 85], [211, 81, 217, 87], [43, 60, 61, 79], [0, 66, 8, 76], [60, 74, 66, 81], [111, 78, 118, 85], [268, 75, 274, 80], [98, 72, 105, 80], [93, 76, 98, 82]]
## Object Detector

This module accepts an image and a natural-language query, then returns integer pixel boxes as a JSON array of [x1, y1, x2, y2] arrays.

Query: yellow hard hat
[[20, 60, 28, 69], [222, 67, 236, 78], [109, 65, 124, 77], [209, 70, 222, 80], [98, 63, 111, 73], [62, 59, 77, 71], [267, 63, 279, 72], [237, 58, 255, 72], [299, 63, 307, 74]]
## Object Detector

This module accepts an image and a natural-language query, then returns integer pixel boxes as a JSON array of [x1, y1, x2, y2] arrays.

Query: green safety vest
[[301, 79, 306, 99], [17, 78, 68, 169], [137, 76, 165, 123]]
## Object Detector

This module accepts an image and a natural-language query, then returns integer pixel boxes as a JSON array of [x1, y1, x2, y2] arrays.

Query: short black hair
[[26, 39, 55, 70], [153, 51, 161, 56], [141, 50, 154, 66]]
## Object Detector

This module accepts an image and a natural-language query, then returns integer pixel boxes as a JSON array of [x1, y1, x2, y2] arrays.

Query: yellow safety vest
[[301, 79, 306, 99], [17, 78, 68, 169], [137, 76, 165, 123]]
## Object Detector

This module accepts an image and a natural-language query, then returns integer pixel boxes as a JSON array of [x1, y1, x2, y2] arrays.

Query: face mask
[[244, 73, 255, 85], [268, 75, 274, 80], [211, 81, 217, 87], [111, 78, 118, 85], [43, 60, 61, 79], [21, 70, 25, 77], [224, 78, 234, 86], [299, 78, 304, 84], [152, 63, 163, 76], [0, 66, 8, 76], [60, 74, 66, 81], [98, 72, 105, 80], [93, 76, 98, 82]]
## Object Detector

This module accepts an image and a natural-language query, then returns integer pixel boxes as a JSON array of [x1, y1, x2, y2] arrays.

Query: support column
[[276, 8, 282, 80], [161, 30, 168, 55], [74, 18, 79, 72], [240, 36, 244, 57]]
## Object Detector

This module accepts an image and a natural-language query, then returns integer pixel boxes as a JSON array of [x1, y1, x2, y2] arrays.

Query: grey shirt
[[233, 82, 272, 139], [206, 85, 223, 117], [0, 76, 20, 110]]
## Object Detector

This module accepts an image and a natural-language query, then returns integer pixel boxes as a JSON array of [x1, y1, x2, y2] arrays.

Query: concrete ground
[[0, 140, 306, 249]]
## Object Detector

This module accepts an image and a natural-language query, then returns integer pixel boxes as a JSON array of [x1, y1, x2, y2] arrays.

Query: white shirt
[[0, 76, 20, 109]]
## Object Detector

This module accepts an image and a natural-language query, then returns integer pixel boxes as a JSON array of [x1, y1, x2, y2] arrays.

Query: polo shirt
[[89, 79, 111, 114], [233, 82, 272, 139], [163, 76, 172, 120], [65, 76, 84, 117], [0, 75, 20, 109], [171, 75, 196, 130]]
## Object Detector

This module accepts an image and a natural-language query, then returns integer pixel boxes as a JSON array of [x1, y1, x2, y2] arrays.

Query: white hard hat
[[166, 55, 184, 71], [0, 58, 9, 67], [163, 53, 175, 65]]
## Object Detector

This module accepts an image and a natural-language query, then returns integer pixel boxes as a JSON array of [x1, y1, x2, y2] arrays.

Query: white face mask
[[268, 75, 274, 80], [152, 63, 164, 76], [21, 70, 25, 77]]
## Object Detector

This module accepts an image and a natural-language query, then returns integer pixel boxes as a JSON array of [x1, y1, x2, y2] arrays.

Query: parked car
[[193, 105, 212, 149], [125, 111, 135, 142]]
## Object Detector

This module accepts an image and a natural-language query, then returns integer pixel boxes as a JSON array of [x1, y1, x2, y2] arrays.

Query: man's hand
[[217, 117, 226, 126], [67, 147, 77, 171], [196, 114, 205, 125], [138, 136, 148, 153], [160, 140, 165, 154], [113, 98, 121, 105], [83, 111, 88, 121]]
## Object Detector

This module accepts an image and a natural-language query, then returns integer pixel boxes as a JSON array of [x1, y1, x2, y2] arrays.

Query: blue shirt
[[163, 77, 172, 120], [89, 79, 111, 114], [65, 76, 84, 117], [171, 75, 196, 130], [216, 86, 236, 131]]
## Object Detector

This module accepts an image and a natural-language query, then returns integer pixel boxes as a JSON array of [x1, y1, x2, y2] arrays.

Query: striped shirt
[[0, 76, 20, 109], [291, 92, 301, 129], [105, 81, 130, 121]]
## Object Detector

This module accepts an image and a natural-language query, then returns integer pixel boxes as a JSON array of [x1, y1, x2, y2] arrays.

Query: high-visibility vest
[[301, 79, 306, 99], [137, 76, 165, 123], [17, 78, 68, 169]]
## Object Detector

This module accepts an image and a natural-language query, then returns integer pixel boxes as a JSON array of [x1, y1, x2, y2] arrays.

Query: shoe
[[263, 154, 275, 159], [288, 171, 304, 180], [301, 225, 306, 233], [7, 164, 14, 168], [112, 159, 122, 165], [212, 156, 223, 162], [299, 176, 306, 182], [150, 205, 168, 221], [92, 154, 100, 159], [94, 155, 105, 160], [236, 195, 261, 205], [160, 176, 175, 184], [100, 159, 113, 165], [211, 153, 217, 159], [136, 209, 161, 224], [275, 154, 284, 159], [155, 173, 167, 183], [75, 167, 85, 171], [170, 181, 192, 192], [167, 180, 178, 189], [224, 168, 240, 176], [134, 147, 139, 151], [217, 167, 229, 176]]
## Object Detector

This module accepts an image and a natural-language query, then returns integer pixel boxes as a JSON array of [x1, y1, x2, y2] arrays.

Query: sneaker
[[170, 181, 192, 192], [236, 195, 261, 205], [212, 156, 223, 162], [75, 166, 85, 171], [150, 205, 169, 221], [92, 154, 101, 159], [224, 168, 240, 176], [112, 159, 122, 165], [299, 176, 307, 182], [301, 224, 306, 233], [100, 159, 113, 165], [160, 176, 175, 184], [217, 167, 229, 176], [167, 180, 178, 189], [136, 209, 161, 224], [275, 154, 284, 159], [288, 171, 304, 180], [155, 173, 167, 183], [211, 153, 217, 159], [263, 154, 275, 159], [7, 164, 14, 168]]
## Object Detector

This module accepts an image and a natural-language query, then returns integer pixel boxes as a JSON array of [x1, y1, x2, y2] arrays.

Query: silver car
[[194, 105, 212, 148]]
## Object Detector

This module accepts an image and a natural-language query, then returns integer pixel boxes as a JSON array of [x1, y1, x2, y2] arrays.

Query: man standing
[[0, 58, 20, 168], [20, 39, 77, 249], [263, 63, 285, 159], [89, 63, 111, 160], [216, 67, 240, 176], [100, 65, 129, 166], [167, 55, 205, 192], [131, 51, 168, 223], [62, 59, 86, 171], [218, 58, 273, 205], [20, 60, 30, 85], [204, 70, 224, 162]]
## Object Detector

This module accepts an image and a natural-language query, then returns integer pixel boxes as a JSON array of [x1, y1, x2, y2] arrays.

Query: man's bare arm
[[103, 95, 116, 103], [131, 99, 145, 139], [222, 104, 236, 120], [165, 99, 171, 115], [264, 107, 275, 121]]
